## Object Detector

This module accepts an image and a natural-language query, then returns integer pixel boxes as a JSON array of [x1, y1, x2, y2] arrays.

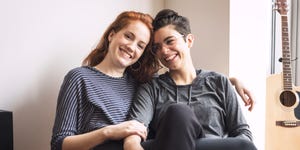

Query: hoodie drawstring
[[188, 85, 192, 105]]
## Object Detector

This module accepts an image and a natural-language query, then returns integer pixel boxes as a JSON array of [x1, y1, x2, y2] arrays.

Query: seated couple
[[51, 9, 256, 150]]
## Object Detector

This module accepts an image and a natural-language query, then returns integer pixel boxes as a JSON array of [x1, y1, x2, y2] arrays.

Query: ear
[[186, 34, 194, 48], [108, 30, 115, 42]]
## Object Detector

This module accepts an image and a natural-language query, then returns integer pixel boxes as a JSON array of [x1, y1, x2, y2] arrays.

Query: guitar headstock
[[275, 0, 288, 15]]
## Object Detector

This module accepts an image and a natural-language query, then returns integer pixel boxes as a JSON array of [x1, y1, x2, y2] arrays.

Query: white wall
[[230, 0, 271, 150], [0, 0, 163, 149], [165, 0, 230, 75]]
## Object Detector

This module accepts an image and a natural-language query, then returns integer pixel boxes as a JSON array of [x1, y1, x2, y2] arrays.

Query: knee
[[163, 104, 198, 125], [162, 104, 204, 137], [164, 104, 193, 119]]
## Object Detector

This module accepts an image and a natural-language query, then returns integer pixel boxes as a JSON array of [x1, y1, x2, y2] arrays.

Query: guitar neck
[[281, 15, 292, 90]]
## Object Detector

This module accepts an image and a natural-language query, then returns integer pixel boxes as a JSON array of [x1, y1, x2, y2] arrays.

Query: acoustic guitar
[[265, 0, 300, 149]]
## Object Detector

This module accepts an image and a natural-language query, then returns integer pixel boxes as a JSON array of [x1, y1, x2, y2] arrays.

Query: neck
[[95, 58, 126, 78], [169, 62, 196, 85]]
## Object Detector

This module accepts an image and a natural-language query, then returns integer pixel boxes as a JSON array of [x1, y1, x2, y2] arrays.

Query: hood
[[156, 70, 205, 105]]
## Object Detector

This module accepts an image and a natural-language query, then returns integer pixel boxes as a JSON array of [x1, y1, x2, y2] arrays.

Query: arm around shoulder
[[229, 77, 255, 111]]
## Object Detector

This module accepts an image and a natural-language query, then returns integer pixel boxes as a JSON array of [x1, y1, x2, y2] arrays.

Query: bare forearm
[[62, 126, 110, 150], [229, 77, 237, 86], [62, 120, 147, 150]]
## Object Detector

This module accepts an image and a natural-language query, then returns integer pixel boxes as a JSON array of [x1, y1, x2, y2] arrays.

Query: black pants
[[141, 103, 257, 150], [93, 140, 123, 150]]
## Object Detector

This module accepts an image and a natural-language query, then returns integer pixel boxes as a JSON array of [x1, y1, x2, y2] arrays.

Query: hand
[[229, 77, 255, 111], [104, 120, 147, 141]]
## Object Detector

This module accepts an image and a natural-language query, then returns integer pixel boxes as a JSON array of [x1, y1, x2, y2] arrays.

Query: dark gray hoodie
[[129, 69, 252, 141]]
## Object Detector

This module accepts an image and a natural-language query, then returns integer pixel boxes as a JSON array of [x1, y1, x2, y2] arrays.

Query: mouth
[[164, 54, 177, 62], [120, 47, 133, 59]]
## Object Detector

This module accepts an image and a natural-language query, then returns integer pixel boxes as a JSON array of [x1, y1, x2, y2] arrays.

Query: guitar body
[[265, 73, 300, 150]]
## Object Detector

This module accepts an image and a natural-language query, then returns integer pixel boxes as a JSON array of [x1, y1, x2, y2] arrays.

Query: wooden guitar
[[265, 0, 300, 149]]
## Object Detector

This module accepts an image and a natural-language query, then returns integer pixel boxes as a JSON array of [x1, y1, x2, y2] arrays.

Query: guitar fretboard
[[281, 15, 292, 90]]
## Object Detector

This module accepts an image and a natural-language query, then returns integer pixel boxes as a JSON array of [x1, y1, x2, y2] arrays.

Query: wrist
[[101, 125, 112, 140], [124, 135, 142, 150], [124, 135, 141, 144]]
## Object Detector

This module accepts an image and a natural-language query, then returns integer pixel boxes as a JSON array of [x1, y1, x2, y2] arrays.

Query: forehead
[[154, 25, 180, 42], [121, 20, 151, 43]]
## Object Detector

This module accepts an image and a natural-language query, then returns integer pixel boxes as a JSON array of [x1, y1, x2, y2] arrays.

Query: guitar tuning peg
[[274, 1, 281, 5]]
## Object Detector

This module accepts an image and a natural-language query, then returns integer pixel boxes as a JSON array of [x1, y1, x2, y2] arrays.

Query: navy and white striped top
[[51, 66, 138, 150]]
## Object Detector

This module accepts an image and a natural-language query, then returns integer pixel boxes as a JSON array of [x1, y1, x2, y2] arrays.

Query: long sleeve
[[129, 82, 155, 128], [222, 76, 252, 141], [51, 70, 81, 150], [51, 67, 137, 150]]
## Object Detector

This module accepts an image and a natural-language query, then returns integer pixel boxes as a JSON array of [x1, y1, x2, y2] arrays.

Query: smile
[[164, 54, 177, 62], [120, 47, 133, 58]]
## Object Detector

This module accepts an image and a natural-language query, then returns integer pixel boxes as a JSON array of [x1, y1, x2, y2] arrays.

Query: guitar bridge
[[276, 120, 300, 127]]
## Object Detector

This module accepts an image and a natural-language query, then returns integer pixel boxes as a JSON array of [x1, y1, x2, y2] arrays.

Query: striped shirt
[[51, 66, 138, 150]]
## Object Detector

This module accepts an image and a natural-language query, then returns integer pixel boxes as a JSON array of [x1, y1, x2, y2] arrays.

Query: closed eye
[[165, 39, 176, 45], [124, 32, 146, 50], [124, 33, 134, 40], [137, 43, 145, 50]]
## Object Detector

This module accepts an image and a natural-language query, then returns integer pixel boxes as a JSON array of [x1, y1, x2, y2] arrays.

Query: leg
[[151, 104, 204, 150], [93, 140, 123, 150], [195, 137, 257, 150], [141, 139, 154, 150]]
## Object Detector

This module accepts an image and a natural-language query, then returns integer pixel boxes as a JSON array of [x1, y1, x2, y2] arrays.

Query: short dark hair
[[153, 9, 191, 37]]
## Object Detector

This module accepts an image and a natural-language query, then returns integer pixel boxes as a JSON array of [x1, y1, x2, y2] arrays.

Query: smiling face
[[107, 20, 151, 69], [154, 25, 193, 71]]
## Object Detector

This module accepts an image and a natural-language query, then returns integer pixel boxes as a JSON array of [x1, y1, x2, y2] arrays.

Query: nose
[[160, 44, 170, 53], [127, 42, 136, 52]]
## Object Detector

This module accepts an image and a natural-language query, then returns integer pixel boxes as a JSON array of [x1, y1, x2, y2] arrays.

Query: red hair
[[83, 11, 160, 83]]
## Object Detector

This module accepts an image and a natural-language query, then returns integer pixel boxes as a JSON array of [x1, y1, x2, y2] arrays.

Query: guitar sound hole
[[279, 91, 297, 107]]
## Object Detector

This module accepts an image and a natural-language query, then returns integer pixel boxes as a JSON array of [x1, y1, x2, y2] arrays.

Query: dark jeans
[[142, 138, 257, 150], [195, 138, 257, 150], [93, 140, 123, 150], [142, 104, 203, 150], [94, 103, 257, 150], [141, 103, 257, 150]]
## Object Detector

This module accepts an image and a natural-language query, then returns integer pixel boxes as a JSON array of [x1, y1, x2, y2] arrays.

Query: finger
[[249, 98, 254, 111], [237, 90, 248, 105], [132, 124, 147, 139], [135, 130, 147, 141], [244, 98, 250, 106], [243, 90, 253, 104], [245, 92, 255, 111], [242, 95, 250, 106], [246, 97, 254, 111]]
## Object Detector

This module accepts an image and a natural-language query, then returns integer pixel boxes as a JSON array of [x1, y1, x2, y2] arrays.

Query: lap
[[93, 140, 123, 150], [195, 137, 257, 150], [142, 138, 257, 150]]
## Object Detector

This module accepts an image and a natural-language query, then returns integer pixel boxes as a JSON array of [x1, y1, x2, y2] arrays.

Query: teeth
[[165, 54, 176, 61], [121, 48, 132, 58]]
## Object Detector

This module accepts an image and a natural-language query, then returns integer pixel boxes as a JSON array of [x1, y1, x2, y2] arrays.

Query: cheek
[[174, 45, 186, 54], [136, 50, 145, 59]]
